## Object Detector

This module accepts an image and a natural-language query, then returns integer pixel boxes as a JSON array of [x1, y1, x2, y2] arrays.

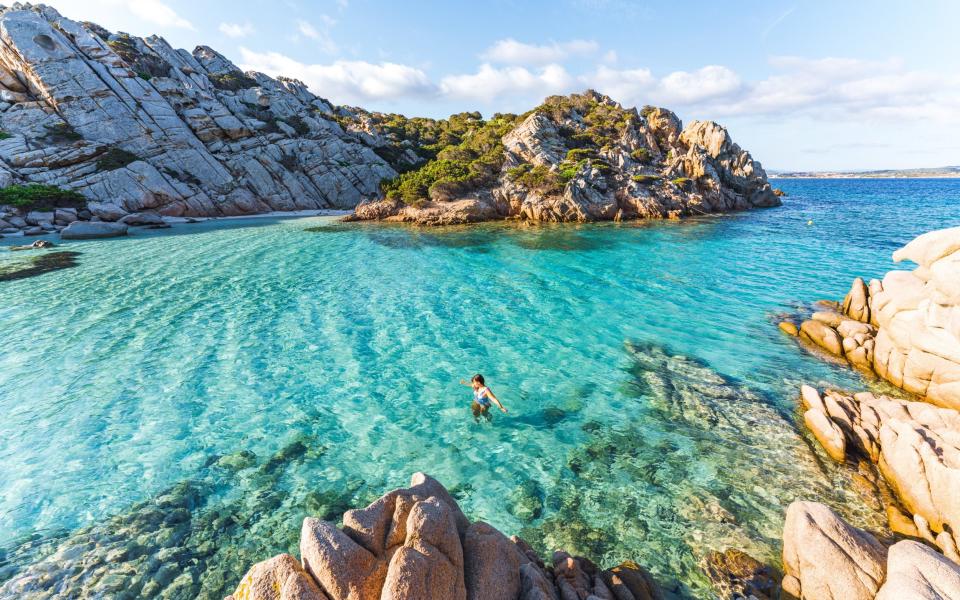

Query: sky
[[38, 0, 960, 171]]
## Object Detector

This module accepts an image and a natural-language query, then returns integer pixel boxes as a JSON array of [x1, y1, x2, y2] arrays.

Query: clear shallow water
[[0, 179, 958, 598]]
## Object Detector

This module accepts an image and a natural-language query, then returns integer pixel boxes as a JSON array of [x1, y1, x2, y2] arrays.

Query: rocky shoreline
[[0, 5, 778, 232], [773, 225, 960, 599]]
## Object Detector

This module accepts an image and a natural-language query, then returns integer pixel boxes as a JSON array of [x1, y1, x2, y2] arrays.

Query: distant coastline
[[771, 166, 960, 179]]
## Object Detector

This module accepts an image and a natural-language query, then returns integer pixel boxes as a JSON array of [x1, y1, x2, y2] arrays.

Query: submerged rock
[[699, 548, 781, 600]]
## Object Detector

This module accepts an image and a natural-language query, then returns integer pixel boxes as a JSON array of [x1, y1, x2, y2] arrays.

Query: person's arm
[[459, 379, 473, 387], [486, 388, 508, 413]]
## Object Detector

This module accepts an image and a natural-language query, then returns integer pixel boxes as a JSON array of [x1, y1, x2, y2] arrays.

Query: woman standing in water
[[460, 374, 508, 421]]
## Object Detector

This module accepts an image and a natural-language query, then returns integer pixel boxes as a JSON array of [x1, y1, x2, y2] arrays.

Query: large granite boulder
[[781, 501, 886, 600], [876, 540, 960, 600], [60, 221, 127, 239], [231, 473, 661, 600], [871, 226, 960, 409]]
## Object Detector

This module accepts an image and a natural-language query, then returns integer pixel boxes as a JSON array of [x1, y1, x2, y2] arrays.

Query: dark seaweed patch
[[0, 251, 80, 282]]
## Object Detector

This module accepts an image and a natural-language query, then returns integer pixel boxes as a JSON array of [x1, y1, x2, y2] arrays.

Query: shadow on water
[[0, 251, 80, 282]]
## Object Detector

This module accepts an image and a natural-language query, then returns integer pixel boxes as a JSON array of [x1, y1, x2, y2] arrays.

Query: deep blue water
[[0, 178, 957, 598]]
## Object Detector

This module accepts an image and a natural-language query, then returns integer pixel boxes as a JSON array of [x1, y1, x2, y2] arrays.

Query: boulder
[[876, 540, 960, 600], [380, 498, 466, 600], [803, 409, 845, 461], [25, 211, 54, 225], [782, 501, 886, 600], [229, 554, 329, 600], [300, 518, 387, 600], [799, 385, 826, 413], [799, 320, 843, 355], [463, 522, 522, 600], [119, 212, 166, 226], [519, 562, 558, 600], [778, 321, 799, 336], [61, 221, 128, 239], [842, 277, 871, 323], [601, 561, 662, 600]]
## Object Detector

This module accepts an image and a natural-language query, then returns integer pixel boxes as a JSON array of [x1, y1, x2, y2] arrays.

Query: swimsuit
[[474, 386, 492, 407]]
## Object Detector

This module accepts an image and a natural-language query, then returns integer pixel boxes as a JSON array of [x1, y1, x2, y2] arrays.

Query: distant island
[[771, 166, 960, 179]]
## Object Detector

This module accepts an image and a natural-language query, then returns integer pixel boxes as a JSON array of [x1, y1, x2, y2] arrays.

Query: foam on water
[[0, 179, 958, 598]]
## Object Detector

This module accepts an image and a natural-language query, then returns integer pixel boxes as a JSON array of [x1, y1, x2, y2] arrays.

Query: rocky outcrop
[[228, 473, 661, 600], [783, 226, 960, 409], [346, 91, 779, 225], [797, 384, 960, 566], [781, 501, 887, 600], [781, 502, 960, 600], [60, 220, 126, 239], [0, 4, 393, 224]]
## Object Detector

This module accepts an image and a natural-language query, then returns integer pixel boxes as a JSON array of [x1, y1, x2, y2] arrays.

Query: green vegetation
[[671, 177, 693, 189], [0, 184, 86, 210], [630, 148, 650, 163], [380, 113, 520, 204], [0, 131, 12, 140], [44, 122, 82, 143], [505, 163, 569, 195], [631, 174, 660, 184], [283, 115, 310, 136], [107, 33, 171, 79], [96, 147, 140, 171], [210, 71, 258, 91]]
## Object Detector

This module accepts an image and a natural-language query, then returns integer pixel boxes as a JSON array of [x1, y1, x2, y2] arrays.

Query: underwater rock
[[0, 250, 79, 281], [699, 548, 781, 600]]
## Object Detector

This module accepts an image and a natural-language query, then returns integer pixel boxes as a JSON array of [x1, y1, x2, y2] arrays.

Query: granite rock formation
[[782, 226, 960, 409], [226, 473, 664, 600]]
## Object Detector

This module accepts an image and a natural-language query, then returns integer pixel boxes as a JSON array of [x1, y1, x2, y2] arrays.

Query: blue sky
[[44, 0, 960, 171]]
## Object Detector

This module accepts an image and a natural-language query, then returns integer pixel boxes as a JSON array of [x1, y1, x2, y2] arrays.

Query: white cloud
[[295, 18, 338, 54], [440, 64, 573, 102], [44, 0, 194, 30], [126, 0, 193, 29], [238, 48, 435, 104], [481, 38, 599, 65], [218, 22, 254, 39]]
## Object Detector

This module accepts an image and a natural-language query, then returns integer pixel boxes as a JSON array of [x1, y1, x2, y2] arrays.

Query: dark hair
[[471, 374, 485, 385]]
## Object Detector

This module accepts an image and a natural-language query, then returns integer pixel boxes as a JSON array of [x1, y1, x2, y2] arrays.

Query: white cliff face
[[0, 4, 395, 220]]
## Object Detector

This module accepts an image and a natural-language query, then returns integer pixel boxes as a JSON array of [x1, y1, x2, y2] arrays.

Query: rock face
[[230, 473, 662, 600], [0, 4, 394, 221], [60, 220, 127, 239], [781, 502, 960, 600], [781, 501, 887, 600], [796, 385, 960, 567], [346, 91, 779, 225], [786, 226, 960, 409]]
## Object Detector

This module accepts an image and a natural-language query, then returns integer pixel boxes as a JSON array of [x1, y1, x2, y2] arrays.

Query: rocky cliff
[[0, 3, 393, 225], [0, 4, 779, 233], [781, 226, 960, 409], [347, 92, 780, 225]]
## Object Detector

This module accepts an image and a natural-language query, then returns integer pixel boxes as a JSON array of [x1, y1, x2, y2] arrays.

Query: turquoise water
[[0, 179, 958, 598]]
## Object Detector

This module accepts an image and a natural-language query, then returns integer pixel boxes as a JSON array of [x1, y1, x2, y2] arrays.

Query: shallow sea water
[[0, 179, 958, 598]]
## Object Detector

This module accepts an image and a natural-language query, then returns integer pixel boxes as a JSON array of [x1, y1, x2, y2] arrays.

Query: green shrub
[[283, 115, 311, 136], [671, 177, 693, 189], [381, 113, 520, 205], [631, 174, 660, 184], [0, 184, 86, 210], [96, 147, 139, 171], [630, 148, 650, 163], [136, 71, 152, 81], [210, 71, 258, 91], [44, 122, 82, 143], [0, 131, 11, 140], [565, 148, 595, 162], [506, 163, 568, 195]]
